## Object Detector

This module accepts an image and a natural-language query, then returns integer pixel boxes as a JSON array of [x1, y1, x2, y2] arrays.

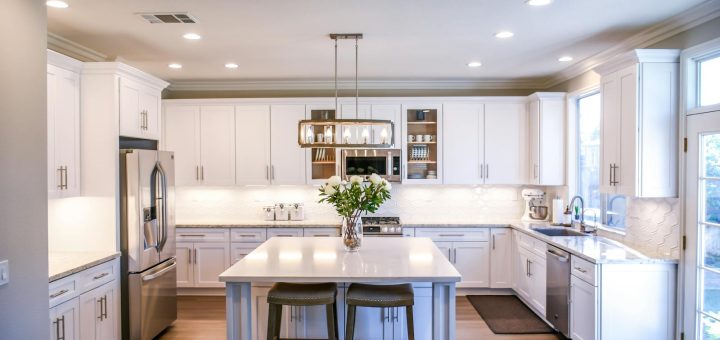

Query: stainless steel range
[[361, 217, 403, 236]]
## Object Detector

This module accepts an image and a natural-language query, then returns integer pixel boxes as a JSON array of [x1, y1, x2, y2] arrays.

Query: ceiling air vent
[[138, 12, 198, 24]]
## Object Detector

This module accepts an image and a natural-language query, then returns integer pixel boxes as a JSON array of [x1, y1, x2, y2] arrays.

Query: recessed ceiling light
[[467, 61, 482, 68], [46, 1, 69, 8], [558, 56, 573, 62], [495, 31, 515, 39], [183, 33, 202, 40], [225, 63, 239, 69], [168, 63, 183, 69], [526, 0, 553, 6]]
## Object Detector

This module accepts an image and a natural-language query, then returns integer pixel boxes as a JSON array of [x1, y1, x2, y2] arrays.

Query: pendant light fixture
[[298, 33, 394, 148]]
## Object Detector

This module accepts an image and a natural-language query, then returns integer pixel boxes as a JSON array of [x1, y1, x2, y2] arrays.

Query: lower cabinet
[[570, 275, 597, 340], [251, 285, 431, 340], [513, 231, 547, 316], [177, 241, 230, 288], [50, 298, 80, 340], [417, 228, 491, 288], [79, 280, 119, 340], [489, 228, 512, 288], [49, 258, 120, 340]]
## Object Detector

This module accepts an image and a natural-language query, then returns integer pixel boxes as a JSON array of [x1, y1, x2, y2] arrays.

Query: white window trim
[[682, 36, 720, 116]]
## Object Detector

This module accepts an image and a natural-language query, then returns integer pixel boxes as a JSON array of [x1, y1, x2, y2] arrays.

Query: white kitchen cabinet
[[163, 105, 236, 186], [527, 252, 547, 316], [443, 102, 527, 185], [50, 298, 80, 340], [570, 275, 598, 340], [47, 56, 81, 199], [453, 242, 490, 288], [270, 104, 307, 185], [119, 77, 163, 140], [393, 288, 433, 340], [235, 105, 271, 185], [176, 229, 230, 288], [528, 93, 565, 185], [515, 249, 532, 300], [484, 103, 528, 184], [490, 228, 513, 288], [513, 231, 547, 316], [595, 49, 679, 197], [79, 280, 119, 340], [200, 106, 236, 185], [231, 243, 263, 264]]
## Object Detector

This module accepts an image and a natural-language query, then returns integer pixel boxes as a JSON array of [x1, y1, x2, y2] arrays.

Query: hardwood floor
[[157, 296, 560, 340]]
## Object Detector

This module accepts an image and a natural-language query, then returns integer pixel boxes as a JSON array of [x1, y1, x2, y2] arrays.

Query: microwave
[[341, 149, 401, 182]]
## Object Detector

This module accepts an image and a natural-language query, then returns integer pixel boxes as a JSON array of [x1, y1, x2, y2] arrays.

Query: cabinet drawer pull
[[50, 289, 69, 299], [93, 272, 110, 280], [238, 234, 257, 238], [275, 234, 294, 237], [574, 266, 588, 273], [179, 234, 206, 237], [313, 234, 331, 237], [438, 234, 465, 237]]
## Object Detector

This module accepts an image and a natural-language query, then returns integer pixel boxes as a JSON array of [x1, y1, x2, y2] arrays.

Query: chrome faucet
[[569, 195, 584, 228]]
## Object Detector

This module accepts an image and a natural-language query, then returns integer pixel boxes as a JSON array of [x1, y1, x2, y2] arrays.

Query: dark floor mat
[[466, 295, 555, 334]]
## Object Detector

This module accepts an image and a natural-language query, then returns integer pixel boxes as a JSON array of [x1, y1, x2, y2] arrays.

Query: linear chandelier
[[297, 33, 395, 149]]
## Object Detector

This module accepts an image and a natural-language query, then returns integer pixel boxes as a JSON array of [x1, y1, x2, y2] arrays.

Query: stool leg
[[405, 306, 414, 340], [267, 303, 282, 340], [345, 305, 357, 340], [325, 303, 337, 340], [333, 300, 339, 340]]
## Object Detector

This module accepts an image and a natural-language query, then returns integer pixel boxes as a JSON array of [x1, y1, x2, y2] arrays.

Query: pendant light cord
[[355, 37, 359, 118], [334, 37, 338, 113]]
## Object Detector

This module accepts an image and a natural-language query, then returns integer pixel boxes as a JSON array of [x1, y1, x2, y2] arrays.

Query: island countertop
[[219, 237, 462, 283]]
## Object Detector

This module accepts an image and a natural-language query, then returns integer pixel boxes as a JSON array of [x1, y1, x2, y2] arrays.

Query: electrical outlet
[[0, 260, 9, 286]]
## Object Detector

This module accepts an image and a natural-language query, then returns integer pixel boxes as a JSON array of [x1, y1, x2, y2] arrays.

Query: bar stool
[[345, 283, 415, 340], [266, 282, 339, 340]]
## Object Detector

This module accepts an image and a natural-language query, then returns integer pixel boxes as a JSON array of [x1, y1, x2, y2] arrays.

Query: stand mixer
[[521, 188, 549, 222]]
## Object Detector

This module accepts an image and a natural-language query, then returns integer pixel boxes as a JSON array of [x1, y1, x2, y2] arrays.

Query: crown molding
[[543, 0, 720, 88], [83, 62, 169, 90], [167, 78, 547, 91], [47, 32, 107, 62], [47, 49, 83, 72]]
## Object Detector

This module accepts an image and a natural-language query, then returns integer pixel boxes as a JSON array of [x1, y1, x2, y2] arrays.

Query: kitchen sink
[[530, 227, 589, 237]]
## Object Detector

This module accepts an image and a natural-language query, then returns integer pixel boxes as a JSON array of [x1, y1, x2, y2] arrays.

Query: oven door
[[342, 150, 390, 178]]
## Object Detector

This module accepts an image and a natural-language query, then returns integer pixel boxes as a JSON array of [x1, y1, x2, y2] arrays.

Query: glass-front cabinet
[[305, 105, 340, 184], [401, 103, 442, 184]]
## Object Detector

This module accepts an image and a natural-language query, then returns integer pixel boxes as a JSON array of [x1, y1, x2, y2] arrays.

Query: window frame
[[567, 86, 627, 234], [683, 37, 720, 116]]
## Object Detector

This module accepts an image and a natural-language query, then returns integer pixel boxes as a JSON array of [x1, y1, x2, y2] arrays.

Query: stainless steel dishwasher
[[546, 245, 570, 337]]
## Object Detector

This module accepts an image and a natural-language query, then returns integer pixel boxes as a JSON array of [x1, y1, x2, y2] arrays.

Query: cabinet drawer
[[231, 228, 267, 243], [416, 228, 489, 242], [267, 228, 303, 238], [79, 259, 118, 293], [403, 228, 416, 237], [231, 243, 263, 264], [571, 256, 597, 286], [303, 228, 340, 237], [177, 228, 230, 243], [49, 276, 79, 308]]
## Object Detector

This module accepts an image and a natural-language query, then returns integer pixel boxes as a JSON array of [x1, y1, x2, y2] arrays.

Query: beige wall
[[163, 88, 538, 99], [0, 0, 49, 339]]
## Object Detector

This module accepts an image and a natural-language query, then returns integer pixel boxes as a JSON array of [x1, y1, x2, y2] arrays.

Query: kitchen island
[[219, 237, 462, 340]]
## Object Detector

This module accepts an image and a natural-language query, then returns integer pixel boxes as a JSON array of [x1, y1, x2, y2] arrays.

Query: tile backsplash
[[175, 185, 680, 259]]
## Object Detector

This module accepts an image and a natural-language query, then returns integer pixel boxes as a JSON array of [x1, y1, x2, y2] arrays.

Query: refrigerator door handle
[[151, 162, 169, 251], [142, 259, 177, 281]]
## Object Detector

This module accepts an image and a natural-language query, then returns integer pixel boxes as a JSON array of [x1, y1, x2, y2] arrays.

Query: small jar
[[262, 206, 275, 221], [274, 203, 290, 221]]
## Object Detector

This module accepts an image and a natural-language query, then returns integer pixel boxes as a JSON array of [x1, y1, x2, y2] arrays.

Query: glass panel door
[[686, 111, 720, 340]]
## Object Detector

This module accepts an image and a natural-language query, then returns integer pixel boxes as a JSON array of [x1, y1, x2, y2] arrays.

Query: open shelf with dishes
[[403, 106, 441, 183], [306, 109, 340, 182]]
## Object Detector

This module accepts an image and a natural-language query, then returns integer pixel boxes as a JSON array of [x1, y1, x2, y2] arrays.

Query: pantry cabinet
[[528, 93, 565, 186], [443, 101, 527, 185], [595, 49, 679, 197], [47, 52, 82, 199], [163, 105, 236, 186]]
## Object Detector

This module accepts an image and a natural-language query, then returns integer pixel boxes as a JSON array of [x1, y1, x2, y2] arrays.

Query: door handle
[[271, 165, 275, 180], [492, 234, 495, 250], [98, 296, 104, 321], [479, 163, 483, 179], [201, 166, 205, 180], [266, 165, 269, 180], [194, 248, 198, 264], [526, 259, 530, 277], [574, 266, 588, 273], [453, 248, 457, 264], [50, 289, 69, 299], [383, 308, 389, 322], [142, 261, 177, 281], [528, 260, 533, 277], [486, 164, 489, 179], [103, 295, 108, 320], [196, 166, 200, 181], [59, 315, 66, 340], [57, 167, 63, 189], [93, 272, 109, 280], [188, 248, 192, 264]]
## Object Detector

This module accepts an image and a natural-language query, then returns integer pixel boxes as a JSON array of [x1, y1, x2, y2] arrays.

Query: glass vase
[[341, 217, 363, 252]]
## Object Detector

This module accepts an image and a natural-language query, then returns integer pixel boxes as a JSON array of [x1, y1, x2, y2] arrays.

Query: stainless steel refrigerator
[[120, 149, 177, 340]]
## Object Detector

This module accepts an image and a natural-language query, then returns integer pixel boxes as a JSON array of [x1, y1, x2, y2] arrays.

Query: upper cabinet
[[119, 78, 162, 140], [443, 101, 527, 185], [402, 103, 443, 184], [235, 105, 272, 185], [47, 51, 82, 198], [528, 93, 565, 186], [163, 105, 236, 186], [269, 105, 307, 185], [595, 49, 679, 197]]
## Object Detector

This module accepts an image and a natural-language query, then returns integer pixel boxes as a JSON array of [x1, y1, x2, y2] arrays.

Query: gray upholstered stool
[[345, 283, 415, 340], [266, 282, 338, 340]]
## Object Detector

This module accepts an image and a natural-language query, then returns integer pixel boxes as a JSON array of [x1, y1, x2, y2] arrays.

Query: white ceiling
[[47, 0, 708, 86]]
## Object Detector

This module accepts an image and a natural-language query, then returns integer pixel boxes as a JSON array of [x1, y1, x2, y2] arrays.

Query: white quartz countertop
[[49, 251, 120, 282], [219, 237, 462, 283]]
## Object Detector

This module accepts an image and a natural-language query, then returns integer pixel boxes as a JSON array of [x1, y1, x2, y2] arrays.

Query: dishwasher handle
[[547, 248, 569, 262]]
